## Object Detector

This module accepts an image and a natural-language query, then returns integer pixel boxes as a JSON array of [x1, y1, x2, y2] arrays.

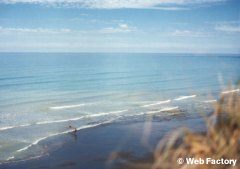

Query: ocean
[[0, 53, 239, 163]]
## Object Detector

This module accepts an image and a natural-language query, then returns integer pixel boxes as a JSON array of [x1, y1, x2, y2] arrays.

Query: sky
[[0, 0, 239, 53]]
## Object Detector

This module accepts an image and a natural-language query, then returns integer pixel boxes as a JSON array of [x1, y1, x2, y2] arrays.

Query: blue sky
[[0, 0, 239, 53]]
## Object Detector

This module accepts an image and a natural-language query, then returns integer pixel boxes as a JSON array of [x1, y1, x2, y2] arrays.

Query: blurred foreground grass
[[118, 91, 240, 169]]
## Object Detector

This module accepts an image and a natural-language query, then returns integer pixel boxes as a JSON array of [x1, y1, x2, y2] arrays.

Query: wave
[[86, 110, 127, 117], [0, 117, 86, 131], [160, 106, 179, 112], [174, 95, 196, 101], [36, 116, 85, 125], [15, 121, 112, 154], [6, 156, 15, 161], [221, 89, 239, 94], [0, 124, 31, 131], [0, 110, 127, 132], [128, 112, 145, 117], [31, 110, 127, 125], [4, 154, 43, 164], [0, 126, 15, 131], [202, 99, 217, 103], [141, 100, 171, 108], [50, 104, 86, 110], [0, 117, 87, 132], [16, 136, 49, 153], [147, 106, 179, 114], [132, 101, 153, 104]]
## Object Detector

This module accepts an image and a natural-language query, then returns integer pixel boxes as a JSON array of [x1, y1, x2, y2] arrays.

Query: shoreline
[[0, 115, 206, 169]]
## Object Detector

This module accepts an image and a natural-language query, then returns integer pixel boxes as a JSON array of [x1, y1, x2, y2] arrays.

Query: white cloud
[[100, 24, 135, 33], [0, 25, 135, 35], [215, 24, 240, 33], [0, 27, 71, 34], [171, 29, 207, 37], [0, 0, 226, 9], [119, 24, 129, 29]]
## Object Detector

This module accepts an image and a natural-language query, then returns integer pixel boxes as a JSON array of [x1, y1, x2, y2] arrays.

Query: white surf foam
[[147, 106, 179, 114], [160, 106, 179, 112], [0, 117, 86, 132], [141, 100, 171, 108], [50, 104, 86, 110], [16, 122, 110, 153], [0, 110, 127, 132], [3, 154, 45, 165], [0, 124, 31, 131], [36, 116, 84, 125], [131, 112, 145, 116], [0, 126, 15, 131], [221, 89, 239, 94], [16, 137, 47, 153], [174, 95, 196, 101], [202, 99, 217, 103], [132, 101, 154, 104], [6, 156, 15, 161], [86, 110, 127, 117]]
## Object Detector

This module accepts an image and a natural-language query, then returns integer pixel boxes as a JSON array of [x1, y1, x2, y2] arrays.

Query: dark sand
[[0, 115, 206, 169]]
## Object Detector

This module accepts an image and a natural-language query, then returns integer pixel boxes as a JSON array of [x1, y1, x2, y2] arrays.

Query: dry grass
[[152, 92, 240, 169], [119, 92, 240, 169]]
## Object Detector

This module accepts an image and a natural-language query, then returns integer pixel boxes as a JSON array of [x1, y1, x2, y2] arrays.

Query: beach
[[1, 1, 240, 168], [0, 53, 239, 168], [0, 114, 206, 169]]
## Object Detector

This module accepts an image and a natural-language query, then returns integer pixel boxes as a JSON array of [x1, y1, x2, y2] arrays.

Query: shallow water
[[0, 53, 239, 162]]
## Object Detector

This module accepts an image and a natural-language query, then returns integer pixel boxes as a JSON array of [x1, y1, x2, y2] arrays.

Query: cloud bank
[[215, 23, 240, 33], [0, 0, 226, 9], [0, 27, 71, 34], [171, 30, 207, 37], [100, 24, 135, 33]]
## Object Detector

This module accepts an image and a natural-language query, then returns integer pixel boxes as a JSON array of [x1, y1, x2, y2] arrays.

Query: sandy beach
[[0, 0, 239, 168], [0, 114, 206, 169]]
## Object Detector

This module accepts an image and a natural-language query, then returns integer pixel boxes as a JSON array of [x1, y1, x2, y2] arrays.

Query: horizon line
[[0, 51, 239, 55]]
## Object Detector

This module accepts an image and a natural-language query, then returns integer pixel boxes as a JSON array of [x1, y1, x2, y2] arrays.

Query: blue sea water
[[0, 53, 239, 163]]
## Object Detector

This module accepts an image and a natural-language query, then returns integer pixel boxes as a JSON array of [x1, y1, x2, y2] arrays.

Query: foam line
[[36, 117, 84, 125], [0, 117, 85, 131], [0, 126, 15, 131], [202, 100, 217, 103], [16, 122, 111, 153], [174, 95, 196, 101], [147, 106, 179, 114], [6, 156, 15, 161], [221, 89, 239, 94], [86, 110, 127, 117], [0, 110, 127, 132], [0, 124, 31, 131], [141, 100, 171, 108], [50, 104, 85, 110], [160, 106, 179, 112]]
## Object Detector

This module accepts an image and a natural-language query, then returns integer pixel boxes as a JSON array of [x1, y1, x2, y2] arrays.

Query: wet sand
[[0, 115, 206, 169]]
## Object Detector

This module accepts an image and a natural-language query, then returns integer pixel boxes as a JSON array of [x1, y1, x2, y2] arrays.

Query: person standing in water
[[69, 125, 77, 133]]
